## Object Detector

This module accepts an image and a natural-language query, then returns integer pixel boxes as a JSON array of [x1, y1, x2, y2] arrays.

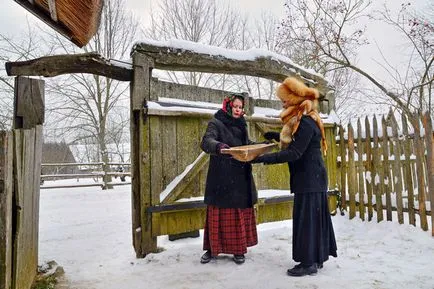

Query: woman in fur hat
[[251, 77, 337, 277], [200, 93, 258, 265]]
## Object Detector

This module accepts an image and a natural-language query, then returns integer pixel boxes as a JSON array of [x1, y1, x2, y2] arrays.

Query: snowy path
[[38, 184, 434, 289]]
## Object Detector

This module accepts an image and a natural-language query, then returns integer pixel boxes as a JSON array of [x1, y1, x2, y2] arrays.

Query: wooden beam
[[47, 0, 58, 22], [6, 53, 132, 82], [133, 42, 332, 96], [161, 152, 209, 204]]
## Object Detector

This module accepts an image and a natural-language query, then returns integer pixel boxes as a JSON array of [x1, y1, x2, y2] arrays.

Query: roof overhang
[[13, 0, 103, 47]]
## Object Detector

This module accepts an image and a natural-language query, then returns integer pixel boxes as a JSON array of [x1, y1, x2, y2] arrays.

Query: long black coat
[[254, 115, 328, 193], [200, 109, 257, 208]]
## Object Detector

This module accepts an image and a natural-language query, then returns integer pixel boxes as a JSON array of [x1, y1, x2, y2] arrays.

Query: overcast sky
[[1, 0, 430, 85]]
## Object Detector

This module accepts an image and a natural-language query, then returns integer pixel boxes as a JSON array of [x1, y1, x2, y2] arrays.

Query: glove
[[250, 155, 266, 164], [216, 143, 230, 154], [263, 131, 280, 142]]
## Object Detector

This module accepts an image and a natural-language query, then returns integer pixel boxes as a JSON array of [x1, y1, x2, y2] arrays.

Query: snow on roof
[[149, 97, 336, 124], [133, 38, 325, 79]]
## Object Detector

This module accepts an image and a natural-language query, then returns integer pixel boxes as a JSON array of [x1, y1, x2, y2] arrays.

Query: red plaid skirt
[[203, 205, 258, 256]]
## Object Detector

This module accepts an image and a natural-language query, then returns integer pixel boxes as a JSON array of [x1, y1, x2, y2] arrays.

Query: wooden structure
[[0, 77, 44, 289], [128, 42, 338, 257], [337, 110, 434, 235], [12, 0, 103, 47]]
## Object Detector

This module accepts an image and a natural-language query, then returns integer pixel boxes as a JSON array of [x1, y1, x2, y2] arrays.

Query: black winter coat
[[254, 115, 328, 194], [200, 109, 258, 208]]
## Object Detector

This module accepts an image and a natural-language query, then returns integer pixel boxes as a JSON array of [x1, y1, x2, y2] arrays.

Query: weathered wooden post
[[12, 76, 44, 289], [0, 132, 13, 289], [130, 52, 157, 257]]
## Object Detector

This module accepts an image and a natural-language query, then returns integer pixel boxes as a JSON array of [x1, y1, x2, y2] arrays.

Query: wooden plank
[[339, 125, 347, 211], [389, 114, 404, 224], [151, 194, 337, 236], [364, 116, 373, 221], [161, 152, 209, 204], [13, 77, 45, 129], [382, 116, 392, 221], [13, 129, 37, 289], [401, 115, 415, 225], [372, 115, 383, 222], [422, 112, 434, 236], [176, 117, 201, 199], [150, 116, 163, 205], [161, 117, 178, 190], [357, 119, 365, 220], [412, 115, 428, 231], [32, 126, 43, 269], [347, 122, 356, 219], [0, 131, 13, 289]]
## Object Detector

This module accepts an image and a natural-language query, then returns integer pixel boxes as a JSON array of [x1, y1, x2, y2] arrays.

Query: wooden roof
[[13, 0, 103, 47]]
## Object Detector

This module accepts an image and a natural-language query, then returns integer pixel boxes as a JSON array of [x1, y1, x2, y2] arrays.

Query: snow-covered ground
[[39, 181, 434, 289]]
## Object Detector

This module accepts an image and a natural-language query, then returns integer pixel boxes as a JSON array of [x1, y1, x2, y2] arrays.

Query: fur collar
[[215, 109, 247, 129]]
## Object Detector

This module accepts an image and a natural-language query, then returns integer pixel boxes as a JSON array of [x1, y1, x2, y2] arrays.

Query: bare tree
[[277, 0, 368, 119], [144, 0, 243, 88], [0, 21, 45, 129], [42, 0, 139, 188], [278, 0, 433, 121]]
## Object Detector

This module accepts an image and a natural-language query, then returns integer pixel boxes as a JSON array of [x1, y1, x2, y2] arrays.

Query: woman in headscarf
[[252, 77, 337, 276], [200, 93, 258, 265]]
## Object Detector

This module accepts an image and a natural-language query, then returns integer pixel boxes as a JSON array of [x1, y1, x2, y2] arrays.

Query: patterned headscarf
[[222, 93, 245, 117]]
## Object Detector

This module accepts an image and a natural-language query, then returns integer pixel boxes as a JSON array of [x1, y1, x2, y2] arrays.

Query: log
[[133, 42, 331, 97], [6, 53, 132, 81]]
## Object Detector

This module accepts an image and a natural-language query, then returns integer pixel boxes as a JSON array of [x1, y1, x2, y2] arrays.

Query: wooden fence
[[337, 110, 434, 235], [40, 162, 131, 189]]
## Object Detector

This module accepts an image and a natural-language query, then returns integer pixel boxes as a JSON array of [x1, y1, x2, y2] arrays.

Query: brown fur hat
[[276, 77, 320, 106]]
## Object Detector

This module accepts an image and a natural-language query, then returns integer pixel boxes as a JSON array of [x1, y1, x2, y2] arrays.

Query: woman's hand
[[216, 143, 230, 154]]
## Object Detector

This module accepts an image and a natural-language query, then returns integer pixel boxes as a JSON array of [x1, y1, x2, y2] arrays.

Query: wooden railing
[[40, 162, 131, 189]]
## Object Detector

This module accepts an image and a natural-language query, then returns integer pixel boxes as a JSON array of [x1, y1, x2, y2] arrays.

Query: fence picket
[[413, 114, 428, 231], [401, 115, 416, 225], [382, 116, 392, 221], [364, 116, 373, 221], [422, 112, 434, 236], [372, 115, 383, 222], [357, 119, 365, 220], [347, 122, 356, 219], [339, 126, 347, 211], [389, 113, 404, 224]]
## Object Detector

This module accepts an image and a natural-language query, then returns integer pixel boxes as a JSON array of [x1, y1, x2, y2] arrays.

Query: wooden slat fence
[[337, 111, 434, 234]]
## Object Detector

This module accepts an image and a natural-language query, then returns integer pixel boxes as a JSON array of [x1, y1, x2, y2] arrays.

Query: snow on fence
[[40, 162, 131, 189], [337, 110, 434, 235]]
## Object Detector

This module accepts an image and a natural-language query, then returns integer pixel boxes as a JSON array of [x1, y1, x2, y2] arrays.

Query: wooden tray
[[220, 143, 277, 162]]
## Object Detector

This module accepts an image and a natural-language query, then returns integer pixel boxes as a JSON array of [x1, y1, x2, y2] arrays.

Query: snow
[[38, 181, 434, 289], [134, 38, 324, 79]]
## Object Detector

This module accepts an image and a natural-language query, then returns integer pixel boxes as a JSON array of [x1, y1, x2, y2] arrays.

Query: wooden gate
[[129, 51, 338, 258], [0, 77, 44, 289]]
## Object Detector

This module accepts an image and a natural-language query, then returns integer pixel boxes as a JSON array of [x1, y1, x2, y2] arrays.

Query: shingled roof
[[13, 0, 103, 47]]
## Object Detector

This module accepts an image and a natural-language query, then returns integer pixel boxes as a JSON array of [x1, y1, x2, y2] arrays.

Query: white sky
[[38, 180, 434, 289]]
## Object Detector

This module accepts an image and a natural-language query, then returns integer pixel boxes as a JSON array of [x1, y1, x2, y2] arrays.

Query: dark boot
[[287, 263, 318, 277], [233, 254, 245, 264], [200, 250, 213, 264], [292, 262, 323, 270]]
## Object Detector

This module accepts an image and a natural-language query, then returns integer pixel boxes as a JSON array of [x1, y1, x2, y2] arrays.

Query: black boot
[[287, 263, 318, 277], [200, 250, 213, 264], [233, 254, 245, 264]]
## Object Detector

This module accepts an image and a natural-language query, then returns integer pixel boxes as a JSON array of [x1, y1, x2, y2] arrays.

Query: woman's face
[[231, 98, 244, 118], [281, 99, 290, 109]]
